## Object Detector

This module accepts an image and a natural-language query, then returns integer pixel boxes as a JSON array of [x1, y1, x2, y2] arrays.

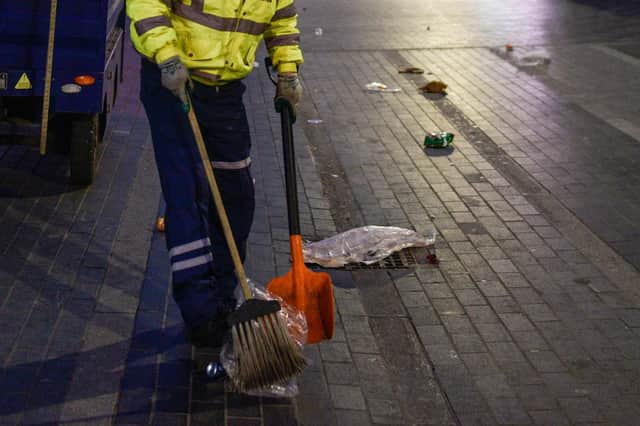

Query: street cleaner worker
[[126, 0, 302, 347]]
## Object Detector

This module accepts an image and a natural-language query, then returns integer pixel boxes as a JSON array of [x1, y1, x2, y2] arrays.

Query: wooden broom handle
[[186, 104, 252, 300]]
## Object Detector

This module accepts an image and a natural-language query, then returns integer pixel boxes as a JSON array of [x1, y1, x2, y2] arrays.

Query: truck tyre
[[70, 114, 98, 185]]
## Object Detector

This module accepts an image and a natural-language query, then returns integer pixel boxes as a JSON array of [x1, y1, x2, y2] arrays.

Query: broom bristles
[[230, 312, 307, 392]]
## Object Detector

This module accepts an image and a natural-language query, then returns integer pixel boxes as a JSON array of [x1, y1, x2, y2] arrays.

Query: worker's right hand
[[158, 56, 190, 105]]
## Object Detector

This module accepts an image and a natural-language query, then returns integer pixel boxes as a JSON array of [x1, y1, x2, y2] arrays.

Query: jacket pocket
[[181, 33, 223, 62], [243, 43, 258, 68]]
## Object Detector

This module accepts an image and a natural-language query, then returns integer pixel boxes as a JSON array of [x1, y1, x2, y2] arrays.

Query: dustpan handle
[[279, 103, 301, 237], [264, 58, 302, 239]]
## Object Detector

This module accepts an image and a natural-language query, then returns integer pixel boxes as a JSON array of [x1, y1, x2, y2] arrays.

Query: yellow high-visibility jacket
[[127, 0, 303, 85]]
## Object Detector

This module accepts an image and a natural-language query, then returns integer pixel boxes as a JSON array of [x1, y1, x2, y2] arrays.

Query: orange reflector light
[[74, 75, 96, 86]]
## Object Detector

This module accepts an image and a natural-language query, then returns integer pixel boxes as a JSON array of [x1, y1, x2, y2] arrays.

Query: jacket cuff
[[278, 62, 298, 74], [155, 44, 182, 64]]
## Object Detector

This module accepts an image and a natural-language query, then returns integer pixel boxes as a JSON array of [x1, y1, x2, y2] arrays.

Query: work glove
[[158, 56, 190, 105], [276, 73, 302, 108]]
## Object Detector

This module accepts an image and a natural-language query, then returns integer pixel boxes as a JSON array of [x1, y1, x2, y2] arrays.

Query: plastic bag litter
[[365, 82, 401, 93], [303, 225, 437, 268], [221, 279, 308, 398], [516, 48, 551, 67]]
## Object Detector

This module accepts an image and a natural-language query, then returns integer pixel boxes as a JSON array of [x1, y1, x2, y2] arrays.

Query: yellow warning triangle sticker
[[15, 73, 32, 90]]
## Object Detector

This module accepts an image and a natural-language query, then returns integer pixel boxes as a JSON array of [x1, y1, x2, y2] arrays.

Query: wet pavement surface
[[2, 0, 640, 425]]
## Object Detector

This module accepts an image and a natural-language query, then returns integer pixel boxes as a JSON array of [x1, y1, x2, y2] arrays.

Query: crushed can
[[424, 132, 454, 148]]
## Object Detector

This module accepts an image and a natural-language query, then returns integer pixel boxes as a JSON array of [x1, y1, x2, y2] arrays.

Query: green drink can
[[424, 132, 454, 148]]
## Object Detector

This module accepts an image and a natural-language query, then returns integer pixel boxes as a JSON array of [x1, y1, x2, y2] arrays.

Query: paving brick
[[320, 342, 353, 363], [558, 397, 604, 423], [528, 410, 570, 425], [512, 331, 550, 352], [406, 305, 441, 326], [521, 304, 558, 322], [478, 245, 508, 261], [325, 362, 359, 385], [227, 418, 261, 426], [475, 375, 517, 399], [446, 273, 476, 290], [263, 405, 297, 426], [455, 289, 486, 306], [424, 283, 455, 299], [417, 325, 452, 346], [330, 385, 367, 410], [335, 409, 372, 426], [476, 322, 513, 343], [460, 303, 496, 325], [488, 296, 522, 314], [510, 287, 544, 305], [399, 291, 430, 307], [486, 398, 532, 425], [190, 402, 225, 426], [499, 313, 536, 332], [441, 315, 476, 334], [526, 350, 567, 373], [415, 268, 446, 284], [488, 259, 519, 274], [296, 397, 336, 426], [619, 309, 640, 328], [541, 373, 584, 398], [393, 274, 422, 292], [477, 280, 509, 297], [452, 333, 487, 353], [461, 353, 500, 376]]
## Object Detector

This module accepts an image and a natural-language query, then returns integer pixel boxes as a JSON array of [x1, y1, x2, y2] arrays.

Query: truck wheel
[[69, 114, 98, 185]]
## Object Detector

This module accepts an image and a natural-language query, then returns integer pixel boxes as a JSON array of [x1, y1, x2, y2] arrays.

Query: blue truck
[[0, 0, 126, 185]]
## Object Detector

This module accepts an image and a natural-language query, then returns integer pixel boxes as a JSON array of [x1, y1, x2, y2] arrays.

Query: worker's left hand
[[276, 73, 302, 108], [158, 56, 190, 105]]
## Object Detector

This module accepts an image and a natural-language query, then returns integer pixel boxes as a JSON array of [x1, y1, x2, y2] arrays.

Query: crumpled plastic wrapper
[[222, 279, 308, 398], [364, 82, 401, 93], [492, 46, 551, 68], [303, 225, 437, 268]]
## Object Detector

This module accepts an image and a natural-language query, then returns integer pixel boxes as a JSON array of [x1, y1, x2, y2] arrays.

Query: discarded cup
[[253, 61, 260, 68], [307, 119, 323, 124], [365, 82, 401, 93], [314, 27, 323, 36], [424, 132, 454, 148]]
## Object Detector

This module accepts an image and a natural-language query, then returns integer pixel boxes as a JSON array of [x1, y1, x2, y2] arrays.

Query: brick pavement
[[3, 1, 640, 425], [290, 0, 640, 421]]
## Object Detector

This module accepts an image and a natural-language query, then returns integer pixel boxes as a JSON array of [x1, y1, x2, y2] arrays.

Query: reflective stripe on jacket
[[127, 0, 302, 84]]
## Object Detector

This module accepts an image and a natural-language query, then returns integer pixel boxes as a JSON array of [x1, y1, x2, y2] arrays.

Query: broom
[[184, 98, 307, 392]]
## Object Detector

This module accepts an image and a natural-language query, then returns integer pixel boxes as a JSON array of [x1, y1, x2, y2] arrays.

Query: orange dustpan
[[267, 98, 334, 344]]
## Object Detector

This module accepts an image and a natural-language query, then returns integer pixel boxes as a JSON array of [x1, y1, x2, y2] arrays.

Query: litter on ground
[[419, 80, 447, 94], [303, 225, 436, 268], [365, 82, 401, 93], [398, 66, 425, 74]]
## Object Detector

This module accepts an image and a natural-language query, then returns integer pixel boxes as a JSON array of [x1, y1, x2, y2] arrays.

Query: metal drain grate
[[307, 246, 433, 270]]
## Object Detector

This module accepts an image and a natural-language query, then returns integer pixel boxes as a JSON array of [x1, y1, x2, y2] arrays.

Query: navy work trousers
[[140, 59, 255, 329]]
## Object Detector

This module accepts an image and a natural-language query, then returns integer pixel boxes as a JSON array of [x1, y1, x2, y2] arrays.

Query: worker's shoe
[[186, 302, 235, 348]]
